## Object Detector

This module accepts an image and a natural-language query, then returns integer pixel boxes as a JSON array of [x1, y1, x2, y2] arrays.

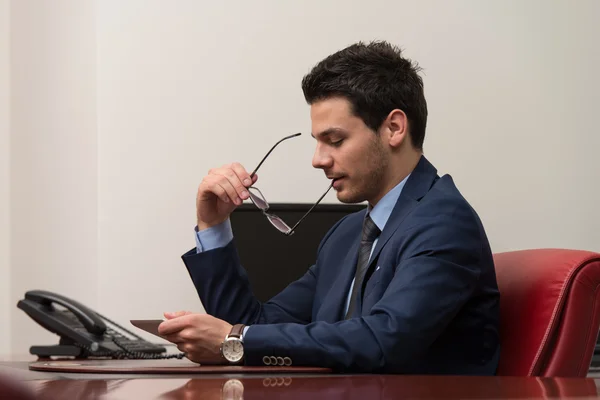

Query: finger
[[163, 325, 197, 344], [163, 333, 185, 344], [230, 162, 253, 188], [177, 343, 195, 354], [213, 167, 249, 204], [218, 179, 243, 206], [158, 318, 188, 336], [164, 311, 192, 320], [205, 174, 239, 205], [202, 176, 232, 204]]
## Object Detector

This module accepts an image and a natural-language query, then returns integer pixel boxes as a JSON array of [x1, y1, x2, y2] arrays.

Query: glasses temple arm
[[250, 133, 301, 178], [287, 181, 334, 235]]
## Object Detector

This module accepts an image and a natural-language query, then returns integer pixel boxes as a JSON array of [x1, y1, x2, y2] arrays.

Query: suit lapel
[[363, 155, 439, 280], [320, 211, 365, 322]]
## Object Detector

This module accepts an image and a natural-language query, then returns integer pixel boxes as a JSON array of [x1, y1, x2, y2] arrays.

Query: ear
[[383, 109, 408, 149]]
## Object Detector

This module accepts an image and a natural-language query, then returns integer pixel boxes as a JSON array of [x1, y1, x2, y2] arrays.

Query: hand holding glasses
[[247, 133, 333, 236]]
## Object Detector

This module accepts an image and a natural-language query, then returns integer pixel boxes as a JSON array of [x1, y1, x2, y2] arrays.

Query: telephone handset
[[17, 290, 184, 360]]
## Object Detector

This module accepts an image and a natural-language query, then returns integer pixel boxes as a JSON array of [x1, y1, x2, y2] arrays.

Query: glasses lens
[[266, 214, 292, 234], [248, 187, 268, 210]]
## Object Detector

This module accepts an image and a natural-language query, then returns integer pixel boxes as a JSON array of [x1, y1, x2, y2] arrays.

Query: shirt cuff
[[194, 219, 234, 253], [242, 325, 249, 342]]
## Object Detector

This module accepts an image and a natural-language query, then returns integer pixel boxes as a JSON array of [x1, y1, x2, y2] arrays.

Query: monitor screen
[[230, 203, 365, 302]]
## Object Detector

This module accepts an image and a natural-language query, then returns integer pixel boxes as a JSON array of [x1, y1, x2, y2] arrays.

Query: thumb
[[251, 173, 258, 184], [164, 310, 192, 319]]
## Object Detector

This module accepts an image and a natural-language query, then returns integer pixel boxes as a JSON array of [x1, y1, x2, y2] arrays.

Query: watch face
[[222, 379, 244, 400], [222, 338, 244, 362]]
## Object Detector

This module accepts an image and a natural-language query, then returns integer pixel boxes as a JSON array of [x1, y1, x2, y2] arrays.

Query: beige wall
[[5, 0, 600, 354], [0, 0, 10, 355], [10, 0, 98, 353], [94, 0, 600, 335]]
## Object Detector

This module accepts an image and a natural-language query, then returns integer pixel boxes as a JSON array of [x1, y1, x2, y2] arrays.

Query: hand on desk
[[158, 311, 232, 364]]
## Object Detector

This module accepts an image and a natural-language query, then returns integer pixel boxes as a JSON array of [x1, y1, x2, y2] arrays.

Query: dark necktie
[[345, 215, 381, 319]]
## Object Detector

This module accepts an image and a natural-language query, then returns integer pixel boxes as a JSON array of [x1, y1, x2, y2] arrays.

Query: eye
[[330, 139, 344, 147]]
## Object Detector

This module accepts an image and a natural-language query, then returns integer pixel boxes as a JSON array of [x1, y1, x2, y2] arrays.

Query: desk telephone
[[17, 290, 184, 359]]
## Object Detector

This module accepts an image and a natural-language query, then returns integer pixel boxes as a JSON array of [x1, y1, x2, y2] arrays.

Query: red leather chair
[[494, 249, 600, 376]]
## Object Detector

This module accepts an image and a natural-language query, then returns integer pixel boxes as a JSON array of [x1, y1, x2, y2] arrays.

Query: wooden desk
[[6, 374, 600, 399], [1, 357, 600, 400]]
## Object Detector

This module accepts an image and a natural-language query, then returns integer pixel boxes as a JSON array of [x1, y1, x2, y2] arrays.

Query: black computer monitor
[[229, 203, 365, 302]]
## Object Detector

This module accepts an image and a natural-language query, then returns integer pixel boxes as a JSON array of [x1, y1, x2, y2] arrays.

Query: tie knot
[[361, 215, 380, 243]]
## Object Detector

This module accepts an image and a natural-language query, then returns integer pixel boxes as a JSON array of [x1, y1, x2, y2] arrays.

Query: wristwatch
[[220, 324, 245, 364]]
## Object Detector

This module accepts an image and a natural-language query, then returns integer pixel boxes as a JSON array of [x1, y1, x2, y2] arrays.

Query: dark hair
[[301, 41, 428, 150]]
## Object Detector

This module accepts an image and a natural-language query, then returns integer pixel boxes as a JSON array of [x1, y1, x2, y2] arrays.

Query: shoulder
[[420, 174, 477, 215], [422, 174, 484, 227], [401, 174, 489, 261]]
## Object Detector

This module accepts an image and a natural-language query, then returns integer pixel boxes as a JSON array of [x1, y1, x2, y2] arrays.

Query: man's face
[[311, 97, 389, 204]]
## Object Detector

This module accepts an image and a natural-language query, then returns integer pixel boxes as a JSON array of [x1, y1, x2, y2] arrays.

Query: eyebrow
[[311, 128, 346, 139]]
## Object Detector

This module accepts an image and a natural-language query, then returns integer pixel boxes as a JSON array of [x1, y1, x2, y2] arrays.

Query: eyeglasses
[[248, 133, 333, 236]]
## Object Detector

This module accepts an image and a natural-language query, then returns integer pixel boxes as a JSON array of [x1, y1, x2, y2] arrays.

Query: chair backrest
[[494, 249, 600, 376]]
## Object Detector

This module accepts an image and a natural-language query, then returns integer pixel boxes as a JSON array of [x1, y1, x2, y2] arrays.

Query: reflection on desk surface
[[9, 375, 600, 400]]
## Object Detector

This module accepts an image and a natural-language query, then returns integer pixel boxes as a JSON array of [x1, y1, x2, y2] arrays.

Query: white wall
[[0, 0, 10, 355], [10, 0, 98, 353], [5, 0, 600, 354], [94, 0, 600, 331], [424, 0, 600, 253]]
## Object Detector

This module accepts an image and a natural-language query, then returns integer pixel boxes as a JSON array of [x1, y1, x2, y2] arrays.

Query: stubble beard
[[336, 138, 389, 204]]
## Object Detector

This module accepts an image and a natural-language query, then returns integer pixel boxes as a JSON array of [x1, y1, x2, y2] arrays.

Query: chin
[[335, 188, 366, 204]]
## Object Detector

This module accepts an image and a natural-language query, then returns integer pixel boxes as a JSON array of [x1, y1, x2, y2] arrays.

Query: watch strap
[[229, 324, 245, 339]]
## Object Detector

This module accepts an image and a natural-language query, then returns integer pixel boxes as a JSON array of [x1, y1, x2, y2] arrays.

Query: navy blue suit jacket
[[182, 156, 500, 374]]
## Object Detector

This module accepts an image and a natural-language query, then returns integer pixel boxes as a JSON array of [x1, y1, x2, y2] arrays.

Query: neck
[[368, 150, 422, 207]]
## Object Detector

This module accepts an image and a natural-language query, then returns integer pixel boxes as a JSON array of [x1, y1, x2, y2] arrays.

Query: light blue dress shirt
[[194, 174, 410, 338]]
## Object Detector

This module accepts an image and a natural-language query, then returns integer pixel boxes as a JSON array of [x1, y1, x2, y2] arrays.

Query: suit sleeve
[[242, 203, 484, 372], [181, 216, 348, 326]]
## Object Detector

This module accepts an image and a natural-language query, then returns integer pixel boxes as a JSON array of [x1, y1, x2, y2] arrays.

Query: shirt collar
[[367, 174, 411, 232]]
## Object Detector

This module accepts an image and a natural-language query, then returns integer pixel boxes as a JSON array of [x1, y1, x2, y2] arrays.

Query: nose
[[312, 144, 333, 170]]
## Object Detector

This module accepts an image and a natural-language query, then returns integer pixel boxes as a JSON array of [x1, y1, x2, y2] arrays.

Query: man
[[158, 41, 501, 374]]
